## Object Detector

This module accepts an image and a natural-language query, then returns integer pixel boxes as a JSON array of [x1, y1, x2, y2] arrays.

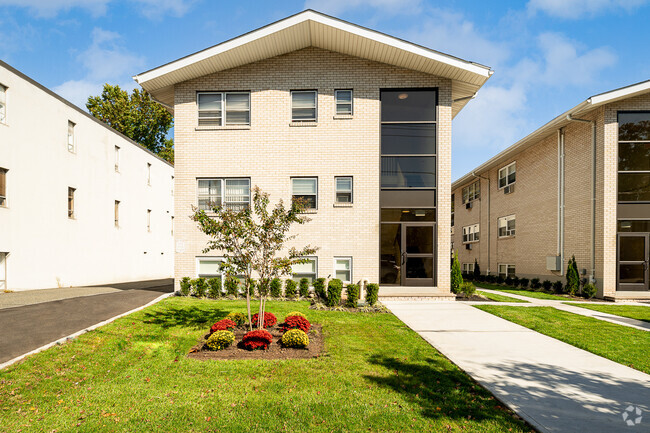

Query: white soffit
[[133, 10, 492, 116]]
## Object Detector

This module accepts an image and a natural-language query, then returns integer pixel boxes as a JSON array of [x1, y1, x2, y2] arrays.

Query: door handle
[[401, 252, 407, 266]]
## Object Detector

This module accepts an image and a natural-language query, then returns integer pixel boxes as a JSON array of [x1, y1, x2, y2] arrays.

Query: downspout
[[566, 114, 597, 283], [557, 129, 565, 275], [472, 172, 490, 275]]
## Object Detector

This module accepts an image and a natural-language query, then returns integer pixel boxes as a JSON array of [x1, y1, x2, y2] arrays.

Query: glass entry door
[[618, 233, 649, 291], [380, 223, 435, 286]]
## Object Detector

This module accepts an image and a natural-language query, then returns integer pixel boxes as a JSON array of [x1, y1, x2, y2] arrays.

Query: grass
[[0, 298, 531, 433], [474, 283, 569, 300], [475, 305, 650, 375], [565, 303, 650, 323], [476, 291, 528, 303]]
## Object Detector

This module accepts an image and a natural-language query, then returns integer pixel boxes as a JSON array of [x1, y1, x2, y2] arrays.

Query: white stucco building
[[0, 60, 174, 291]]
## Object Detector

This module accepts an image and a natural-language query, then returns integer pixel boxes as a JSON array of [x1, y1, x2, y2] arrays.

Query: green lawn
[[477, 291, 528, 303], [474, 283, 569, 300], [475, 305, 650, 374], [565, 303, 650, 323], [0, 298, 531, 433]]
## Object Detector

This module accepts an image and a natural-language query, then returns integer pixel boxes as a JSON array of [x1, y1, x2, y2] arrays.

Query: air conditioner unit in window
[[465, 201, 473, 209], [465, 243, 472, 250], [504, 184, 515, 194]]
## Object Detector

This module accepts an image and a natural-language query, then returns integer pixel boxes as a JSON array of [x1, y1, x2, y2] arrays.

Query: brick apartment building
[[452, 80, 650, 300], [134, 10, 492, 295]]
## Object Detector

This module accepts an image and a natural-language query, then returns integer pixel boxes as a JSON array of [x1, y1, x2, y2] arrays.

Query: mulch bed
[[188, 324, 323, 361]]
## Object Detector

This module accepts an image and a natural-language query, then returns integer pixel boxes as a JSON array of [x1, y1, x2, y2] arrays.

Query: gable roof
[[133, 9, 493, 117], [452, 79, 650, 189]]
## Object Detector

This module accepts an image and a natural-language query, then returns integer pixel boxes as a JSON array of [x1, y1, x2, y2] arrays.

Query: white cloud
[[0, 0, 194, 19], [303, 0, 422, 16], [133, 0, 195, 19], [527, 0, 648, 19]]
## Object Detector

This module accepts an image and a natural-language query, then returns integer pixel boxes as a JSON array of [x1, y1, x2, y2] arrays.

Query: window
[[197, 92, 251, 126], [335, 90, 353, 115], [498, 215, 516, 237], [68, 187, 75, 218], [0, 168, 6, 207], [618, 111, 650, 202], [462, 224, 479, 243], [462, 181, 480, 204], [197, 178, 251, 211], [291, 90, 317, 121], [147, 163, 151, 185], [451, 194, 455, 228], [335, 177, 352, 203], [171, 216, 174, 236], [292, 177, 317, 210], [292, 257, 317, 283], [462, 263, 475, 274], [334, 257, 352, 283], [67, 121, 75, 153], [0, 84, 6, 124], [498, 264, 516, 278], [114, 146, 120, 172], [197, 257, 223, 279], [171, 176, 174, 196], [114, 200, 120, 227], [147, 209, 151, 232], [498, 162, 516, 189]]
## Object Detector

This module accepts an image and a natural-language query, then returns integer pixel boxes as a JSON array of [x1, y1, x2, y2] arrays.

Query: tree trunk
[[246, 280, 252, 332]]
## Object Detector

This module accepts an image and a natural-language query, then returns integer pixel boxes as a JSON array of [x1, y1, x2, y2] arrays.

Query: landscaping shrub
[[486, 275, 496, 284], [582, 283, 597, 299], [207, 277, 222, 298], [313, 278, 327, 301], [225, 312, 247, 326], [194, 278, 208, 297], [326, 279, 343, 307], [281, 329, 309, 348], [285, 311, 307, 320], [496, 275, 505, 285], [206, 330, 235, 350], [284, 279, 297, 298], [210, 319, 236, 333], [552, 280, 564, 294], [519, 277, 529, 288], [299, 278, 310, 298], [366, 283, 379, 306], [542, 280, 553, 292], [566, 255, 580, 296], [451, 251, 462, 294], [473, 260, 481, 280], [512, 276, 520, 287], [280, 315, 311, 333], [477, 274, 485, 282], [505, 276, 513, 286], [460, 282, 476, 298], [225, 276, 239, 297], [530, 278, 541, 289], [180, 277, 191, 296], [251, 312, 277, 328], [270, 278, 282, 298], [242, 329, 273, 350], [345, 283, 360, 308]]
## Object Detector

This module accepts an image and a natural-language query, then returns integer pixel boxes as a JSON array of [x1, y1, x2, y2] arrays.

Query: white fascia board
[[588, 79, 650, 106]]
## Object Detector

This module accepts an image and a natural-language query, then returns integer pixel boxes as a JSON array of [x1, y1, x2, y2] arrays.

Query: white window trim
[[498, 263, 516, 278], [67, 121, 76, 153], [197, 91, 251, 126], [291, 177, 318, 210], [498, 162, 516, 189], [334, 89, 353, 115], [196, 256, 224, 279], [333, 256, 352, 284], [335, 176, 353, 204], [498, 214, 516, 238], [291, 90, 318, 122], [292, 256, 318, 282], [462, 263, 475, 273], [462, 223, 480, 243], [462, 181, 480, 204], [197, 178, 251, 212]]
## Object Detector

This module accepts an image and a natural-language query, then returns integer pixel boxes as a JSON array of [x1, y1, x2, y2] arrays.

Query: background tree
[[192, 187, 317, 330], [473, 259, 481, 280], [566, 255, 580, 296], [86, 84, 174, 163], [451, 251, 463, 294]]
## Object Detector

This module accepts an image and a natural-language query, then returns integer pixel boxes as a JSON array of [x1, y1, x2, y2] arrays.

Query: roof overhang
[[452, 79, 650, 189], [133, 9, 492, 118]]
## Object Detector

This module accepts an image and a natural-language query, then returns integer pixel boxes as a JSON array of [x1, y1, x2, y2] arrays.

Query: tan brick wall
[[173, 47, 452, 291]]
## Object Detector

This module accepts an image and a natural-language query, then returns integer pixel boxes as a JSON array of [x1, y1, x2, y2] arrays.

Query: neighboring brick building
[[452, 80, 650, 300], [134, 10, 492, 295]]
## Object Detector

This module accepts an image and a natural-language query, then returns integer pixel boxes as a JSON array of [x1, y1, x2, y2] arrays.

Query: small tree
[[193, 187, 317, 330], [566, 255, 580, 296], [451, 251, 463, 294], [473, 259, 481, 280]]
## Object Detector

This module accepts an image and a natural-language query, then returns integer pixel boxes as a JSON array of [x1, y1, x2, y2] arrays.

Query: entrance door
[[618, 234, 649, 291], [380, 223, 435, 286]]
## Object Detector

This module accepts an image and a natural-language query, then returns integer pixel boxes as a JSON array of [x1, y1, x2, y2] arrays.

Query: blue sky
[[2, 0, 650, 179]]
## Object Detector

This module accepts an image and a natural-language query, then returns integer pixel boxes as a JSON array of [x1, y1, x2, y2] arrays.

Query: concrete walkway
[[384, 300, 650, 433]]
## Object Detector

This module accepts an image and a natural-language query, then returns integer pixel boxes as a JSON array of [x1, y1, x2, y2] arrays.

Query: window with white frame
[[197, 92, 250, 126], [462, 224, 479, 243], [0, 84, 6, 124], [292, 177, 317, 210], [498, 162, 516, 188], [292, 257, 317, 283], [462, 263, 475, 274], [335, 90, 353, 115], [68, 187, 75, 218], [498, 215, 516, 237], [197, 178, 251, 211], [114, 146, 120, 172], [67, 121, 75, 153], [114, 200, 120, 227], [498, 263, 516, 278], [196, 257, 244, 281], [335, 176, 352, 203], [291, 90, 317, 121], [334, 257, 352, 283], [0, 168, 6, 207], [462, 181, 480, 204]]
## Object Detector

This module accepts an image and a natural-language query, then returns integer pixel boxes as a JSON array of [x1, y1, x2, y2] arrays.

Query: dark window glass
[[405, 257, 434, 279], [406, 226, 433, 254], [618, 220, 650, 232], [381, 124, 436, 154], [381, 90, 436, 122], [618, 173, 650, 202], [619, 143, 650, 171], [381, 208, 436, 222], [619, 264, 645, 284], [380, 224, 402, 284], [381, 156, 436, 188], [619, 236, 646, 262], [619, 112, 650, 141]]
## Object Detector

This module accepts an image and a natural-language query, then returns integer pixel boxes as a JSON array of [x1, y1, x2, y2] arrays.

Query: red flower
[[280, 315, 311, 333], [242, 329, 273, 350], [251, 312, 277, 328], [210, 319, 236, 333]]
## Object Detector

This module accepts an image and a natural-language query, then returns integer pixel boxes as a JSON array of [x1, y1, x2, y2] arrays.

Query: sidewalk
[[384, 300, 650, 433]]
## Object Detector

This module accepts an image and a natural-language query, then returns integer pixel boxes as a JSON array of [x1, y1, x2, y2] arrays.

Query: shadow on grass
[[364, 355, 527, 427], [143, 305, 228, 329]]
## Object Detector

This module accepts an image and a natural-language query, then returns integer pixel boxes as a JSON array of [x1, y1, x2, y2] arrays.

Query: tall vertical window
[[0, 168, 6, 207], [0, 84, 6, 124], [498, 162, 516, 189], [451, 194, 455, 228], [171, 176, 174, 196], [114, 200, 120, 227], [171, 216, 174, 236], [147, 209, 151, 232], [334, 90, 353, 115], [292, 257, 317, 283], [147, 163, 151, 185], [114, 146, 120, 172], [618, 111, 650, 202], [197, 92, 250, 126], [335, 177, 352, 203], [68, 187, 75, 218], [67, 121, 76, 153], [334, 257, 352, 283], [292, 177, 317, 210], [498, 215, 516, 237], [197, 178, 251, 211], [291, 91, 317, 121]]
